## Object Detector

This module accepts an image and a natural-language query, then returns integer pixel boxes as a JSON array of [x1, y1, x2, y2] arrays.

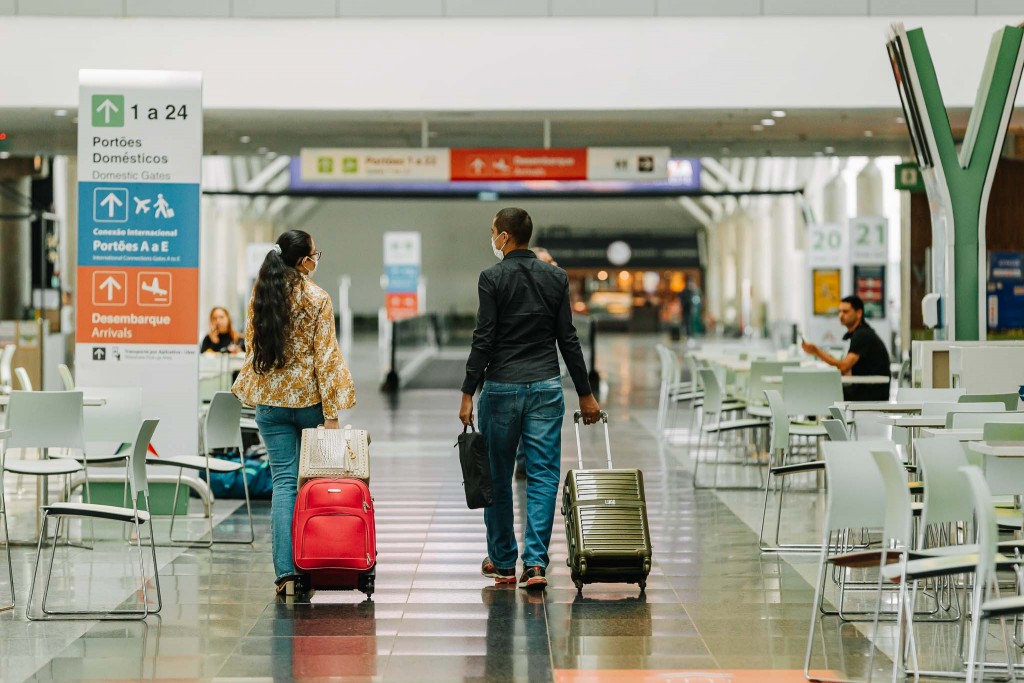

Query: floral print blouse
[[232, 277, 356, 419]]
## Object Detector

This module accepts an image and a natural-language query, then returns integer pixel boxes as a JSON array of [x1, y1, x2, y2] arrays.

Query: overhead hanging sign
[[297, 147, 673, 184], [299, 148, 449, 183], [383, 231, 421, 321], [75, 69, 202, 457]]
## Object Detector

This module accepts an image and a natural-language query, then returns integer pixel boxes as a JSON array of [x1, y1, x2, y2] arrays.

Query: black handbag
[[457, 424, 493, 509]]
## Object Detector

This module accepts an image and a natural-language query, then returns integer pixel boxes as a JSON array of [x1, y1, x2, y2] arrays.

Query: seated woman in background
[[201, 306, 245, 354]]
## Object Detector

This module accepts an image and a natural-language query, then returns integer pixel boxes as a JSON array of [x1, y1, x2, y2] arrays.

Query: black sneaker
[[519, 566, 547, 590], [481, 557, 516, 584]]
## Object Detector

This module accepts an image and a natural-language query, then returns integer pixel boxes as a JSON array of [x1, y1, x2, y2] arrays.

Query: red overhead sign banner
[[450, 148, 588, 181]]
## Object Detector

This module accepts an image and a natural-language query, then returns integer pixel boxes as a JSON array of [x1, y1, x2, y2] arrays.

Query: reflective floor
[[0, 335, 959, 682]]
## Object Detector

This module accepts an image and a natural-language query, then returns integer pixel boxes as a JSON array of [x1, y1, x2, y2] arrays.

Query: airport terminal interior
[[9, 3, 1024, 683]]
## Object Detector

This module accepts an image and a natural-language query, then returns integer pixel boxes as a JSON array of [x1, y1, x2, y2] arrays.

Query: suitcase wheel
[[638, 578, 646, 593], [358, 568, 375, 597], [571, 573, 583, 594]]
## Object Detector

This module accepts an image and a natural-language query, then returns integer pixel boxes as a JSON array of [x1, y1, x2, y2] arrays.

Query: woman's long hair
[[209, 306, 240, 343], [251, 230, 312, 374]]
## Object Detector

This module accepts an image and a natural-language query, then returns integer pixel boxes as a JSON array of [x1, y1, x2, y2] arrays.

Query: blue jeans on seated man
[[479, 376, 565, 572], [254, 402, 325, 582]]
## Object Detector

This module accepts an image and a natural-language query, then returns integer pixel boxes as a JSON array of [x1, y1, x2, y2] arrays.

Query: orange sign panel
[[386, 292, 419, 321], [77, 266, 198, 345], [451, 148, 587, 181]]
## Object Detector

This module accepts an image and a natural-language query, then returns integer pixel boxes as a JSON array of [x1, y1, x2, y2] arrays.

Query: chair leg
[[25, 510, 51, 620], [0, 476, 13, 612], [39, 515, 62, 616]]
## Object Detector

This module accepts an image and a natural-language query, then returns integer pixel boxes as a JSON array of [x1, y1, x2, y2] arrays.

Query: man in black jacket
[[459, 207, 601, 590]]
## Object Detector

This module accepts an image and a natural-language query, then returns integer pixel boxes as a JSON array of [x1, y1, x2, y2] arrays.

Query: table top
[[970, 441, 1024, 457], [878, 414, 949, 428], [0, 395, 106, 407], [920, 427, 983, 441], [835, 401, 922, 414]]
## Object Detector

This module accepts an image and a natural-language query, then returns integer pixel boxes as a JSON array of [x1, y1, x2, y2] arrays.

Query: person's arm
[[802, 341, 859, 374], [460, 273, 497, 426], [554, 281, 601, 424], [313, 296, 356, 427]]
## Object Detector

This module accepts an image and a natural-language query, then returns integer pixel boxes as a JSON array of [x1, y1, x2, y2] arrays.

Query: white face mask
[[491, 233, 507, 260]]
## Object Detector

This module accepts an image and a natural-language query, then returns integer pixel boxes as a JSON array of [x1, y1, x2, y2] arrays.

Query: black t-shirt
[[200, 335, 244, 354], [842, 322, 890, 401]]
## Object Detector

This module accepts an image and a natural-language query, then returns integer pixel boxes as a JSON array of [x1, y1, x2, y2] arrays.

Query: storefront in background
[[538, 232, 703, 332]]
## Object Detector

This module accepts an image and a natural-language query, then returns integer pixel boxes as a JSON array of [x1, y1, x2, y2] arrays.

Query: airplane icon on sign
[[141, 277, 168, 298], [134, 197, 151, 214]]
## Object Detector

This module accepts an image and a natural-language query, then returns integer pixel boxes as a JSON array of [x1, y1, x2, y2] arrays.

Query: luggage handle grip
[[573, 410, 613, 470]]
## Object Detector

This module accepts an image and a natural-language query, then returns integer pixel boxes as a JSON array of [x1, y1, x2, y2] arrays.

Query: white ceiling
[[1, 106, 987, 159]]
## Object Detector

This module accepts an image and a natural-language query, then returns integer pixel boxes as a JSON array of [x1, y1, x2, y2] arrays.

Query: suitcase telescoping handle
[[573, 410, 612, 470]]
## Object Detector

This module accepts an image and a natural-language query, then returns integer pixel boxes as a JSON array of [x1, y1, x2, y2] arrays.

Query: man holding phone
[[801, 295, 891, 401]]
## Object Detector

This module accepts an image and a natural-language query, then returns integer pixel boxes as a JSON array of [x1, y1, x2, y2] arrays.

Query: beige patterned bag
[[298, 424, 370, 486]]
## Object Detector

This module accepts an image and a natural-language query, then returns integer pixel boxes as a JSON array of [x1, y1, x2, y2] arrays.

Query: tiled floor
[[0, 335, 939, 682]]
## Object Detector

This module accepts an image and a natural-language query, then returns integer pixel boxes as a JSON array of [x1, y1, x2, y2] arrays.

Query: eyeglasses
[[308, 250, 322, 262]]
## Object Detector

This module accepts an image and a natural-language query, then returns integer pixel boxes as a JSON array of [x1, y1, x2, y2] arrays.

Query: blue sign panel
[[78, 181, 200, 267], [990, 251, 1023, 281], [385, 264, 420, 293]]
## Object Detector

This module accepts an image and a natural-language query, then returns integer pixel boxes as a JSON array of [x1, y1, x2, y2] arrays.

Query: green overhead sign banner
[[895, 162, 925, 192]]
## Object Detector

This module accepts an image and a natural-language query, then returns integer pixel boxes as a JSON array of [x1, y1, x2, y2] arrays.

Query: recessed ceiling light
[[863, 130, 874, 138], [751, 124, 764, 132], [0, 152, 10, 159], [824, 146, 835, 154], [771, 110, 787, 118], [760, 119, 776, 126], [54, 109, 68, 117], [239, 135, 251, 144]]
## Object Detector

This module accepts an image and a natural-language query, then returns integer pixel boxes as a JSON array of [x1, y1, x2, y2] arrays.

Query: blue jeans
[[254, 403, 325, 582], [478, 376, 564, 570]]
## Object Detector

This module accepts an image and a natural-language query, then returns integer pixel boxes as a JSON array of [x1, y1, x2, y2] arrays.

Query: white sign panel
[[75, 69, 202, 458], [300, 148, 450, 182], [383, 231, 422, 266], [587, 147, 670, 180], [806, 223, 846, 267], [849, 215, 888, 264]]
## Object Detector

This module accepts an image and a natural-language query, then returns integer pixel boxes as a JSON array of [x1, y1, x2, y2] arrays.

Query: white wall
[[0, 16, 1020, 111], [299, 198, 696, 315]]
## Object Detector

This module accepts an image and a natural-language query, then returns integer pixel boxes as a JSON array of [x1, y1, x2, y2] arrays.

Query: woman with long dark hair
[[232, 229, 356, 596]]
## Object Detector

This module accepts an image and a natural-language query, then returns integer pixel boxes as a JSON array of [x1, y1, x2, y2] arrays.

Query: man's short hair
[[841, 295, 864, 312], [494, 207, 533, 246]]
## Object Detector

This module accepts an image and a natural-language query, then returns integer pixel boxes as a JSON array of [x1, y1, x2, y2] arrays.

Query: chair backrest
[[961, 466, 997, 591], [0, 344, 14, 386], [127, 419, 159, 502], [871, 445, 913, 549], [6, 391, 86, 451], [978, 422, 1024, 495], [782, 368, 842, 417], [765, 389, 789, 452], [57, 364, 75, 390], [946, 408, 1018, 429], [922, 401, 1004, 416], [204, 391, 243, 452], [698, 368, 726, 414], [821, 441, 891, 535], [83, 387, 144, 446], [747, 360, 798, 405], [896, 387, 965, 402], [655, 344, 672, 386], [685, 354, 703, 391], [822, 419, 849, 442], [959, 392, 1019, 411], [14, 367, 32, 391], [827, 406, 847, 425], [916, 437, 973, 542]]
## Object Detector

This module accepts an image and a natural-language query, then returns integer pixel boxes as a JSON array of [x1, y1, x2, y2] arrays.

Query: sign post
[[75, 69, 202, 457]]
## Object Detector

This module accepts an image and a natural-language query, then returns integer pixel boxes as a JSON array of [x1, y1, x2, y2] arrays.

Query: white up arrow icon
[[98, 275, 122, 302], [99, 191, 124, 218], [96, 98, 119, 124]]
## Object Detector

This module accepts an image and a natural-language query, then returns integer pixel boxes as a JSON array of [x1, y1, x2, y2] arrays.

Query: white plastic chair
[[692, 368, 766, 490], [745, 360, 798, 419], [149, 391, 253, 546], [896, 387, 965, 402], [57, 364, 74, 391], [14, 367, 32, 392], [0, 428, 12, 612], [80, 387, 144, 467], [0, 344, 15, 391], [26, 419, 161, 621], [822, 419, 850, 442], [759, 389, 825, 553], [2, 392, 88, 543]]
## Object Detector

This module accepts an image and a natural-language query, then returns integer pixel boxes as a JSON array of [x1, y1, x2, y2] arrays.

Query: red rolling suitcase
[[292, 478, 376, 596]]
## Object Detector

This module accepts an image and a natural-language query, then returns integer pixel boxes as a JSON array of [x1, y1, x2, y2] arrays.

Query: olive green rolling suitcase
[[562, 410, 652, 595]]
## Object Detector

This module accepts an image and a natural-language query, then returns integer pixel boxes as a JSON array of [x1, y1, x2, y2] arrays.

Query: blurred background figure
[[533, 246, 558, 267], [201, 306, 245, 354]]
